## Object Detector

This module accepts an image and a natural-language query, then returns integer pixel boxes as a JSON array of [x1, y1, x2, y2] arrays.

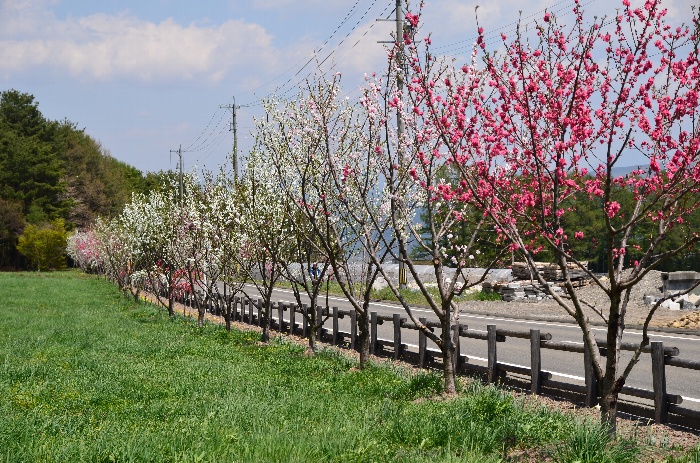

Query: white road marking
[[460, 314, 700, 342], [404, 343, 586, 381], [250, 285, 700, 343]]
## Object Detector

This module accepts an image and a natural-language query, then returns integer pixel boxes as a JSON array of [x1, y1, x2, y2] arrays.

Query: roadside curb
[[458, 308, 700, 336]]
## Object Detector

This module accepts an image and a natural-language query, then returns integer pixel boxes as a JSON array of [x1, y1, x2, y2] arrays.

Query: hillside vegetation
[[0, 89, 158, 269]]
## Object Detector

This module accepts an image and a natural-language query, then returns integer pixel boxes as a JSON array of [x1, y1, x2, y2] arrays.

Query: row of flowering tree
[[67, 171, 249, 325], [66, 0, 699, 436], [251, 72, 506, 391], [247, 0, 700, 435]]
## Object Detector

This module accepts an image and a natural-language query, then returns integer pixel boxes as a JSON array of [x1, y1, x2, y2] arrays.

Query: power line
[[184, 109, 228, 153], [194, 130, 229, 168], [433, 0, 600, 58], [239, 0, 392, 109], [180, 107, 224, 151], [236, 0, 366, 103]]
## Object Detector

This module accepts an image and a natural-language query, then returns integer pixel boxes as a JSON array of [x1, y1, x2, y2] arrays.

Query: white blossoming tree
[[234, 150, 294, 342], [256, 76, 392, 365]]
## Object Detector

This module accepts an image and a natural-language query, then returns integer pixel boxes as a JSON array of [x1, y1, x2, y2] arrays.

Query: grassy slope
[[0, 271, 697, 462]]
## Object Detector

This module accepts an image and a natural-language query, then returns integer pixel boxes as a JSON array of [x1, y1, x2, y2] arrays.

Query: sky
[[1, 0, 696, 175]]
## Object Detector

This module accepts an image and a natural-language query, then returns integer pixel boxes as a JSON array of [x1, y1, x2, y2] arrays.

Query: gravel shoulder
[[459, 270, 700, 332]]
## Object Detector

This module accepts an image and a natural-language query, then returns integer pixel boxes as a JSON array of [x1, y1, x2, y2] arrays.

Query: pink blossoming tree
[[403, 0, 700, 432]]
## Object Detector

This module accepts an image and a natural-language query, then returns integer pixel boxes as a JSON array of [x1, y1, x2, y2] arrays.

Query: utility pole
[[220, 97, 239, 179], [395, 0, 407, 290], [377, 1, 409, 289], [170, 144, 183, 202]]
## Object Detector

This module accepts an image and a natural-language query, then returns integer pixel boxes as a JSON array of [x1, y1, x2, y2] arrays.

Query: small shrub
[[666, 446, 700, 463], [404, 372, 444, 399], [17, 218, 68, 271], [465, 290, 502, 301]]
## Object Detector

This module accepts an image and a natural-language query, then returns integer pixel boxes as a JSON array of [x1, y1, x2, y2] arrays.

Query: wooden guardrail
[[175, 291, 700, 431]]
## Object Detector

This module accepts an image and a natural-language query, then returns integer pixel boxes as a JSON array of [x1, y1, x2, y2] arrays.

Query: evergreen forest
[[0, 89, 156, 269]]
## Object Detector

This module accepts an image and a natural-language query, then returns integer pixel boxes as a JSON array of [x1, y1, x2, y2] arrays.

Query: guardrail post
[[316, 305, 323, 341], [277, 302, 284, 331], [370, 311, 378, 354], [289, 304, 296, 336], [651, 341, 669, 424], [418, 317, 427, 369], [453, 322, 462, 372], [247, 298, 254, 325], [393, 313, 402, 360], [350, 310, 357, 350], [487, 324, 498, 384], [530, 329, 541, 394], [583, 338, 598, 407], [257, 299, 263, 327], [332, 307, 339, 345]]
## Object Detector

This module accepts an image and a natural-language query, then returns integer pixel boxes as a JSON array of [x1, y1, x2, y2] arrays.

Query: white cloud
[[0, 5, 279, 83]]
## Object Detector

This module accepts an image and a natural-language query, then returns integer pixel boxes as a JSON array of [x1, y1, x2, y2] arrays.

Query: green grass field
[[1, 271, 698, 462]]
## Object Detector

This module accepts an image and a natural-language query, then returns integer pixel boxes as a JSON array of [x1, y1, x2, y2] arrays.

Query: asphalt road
[[237, 284, 700, 414]]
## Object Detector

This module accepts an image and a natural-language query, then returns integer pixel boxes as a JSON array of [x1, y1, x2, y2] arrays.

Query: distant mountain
[[611, 165, 643, 177]]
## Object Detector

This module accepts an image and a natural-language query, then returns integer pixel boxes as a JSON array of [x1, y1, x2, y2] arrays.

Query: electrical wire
[[194, 127, 229, 167], [236, 0, 365, 102], [434, 0, 600, 57], [239, 0, 392, 108], [181, 107, 224, 152], [184, 109, 228, 153]]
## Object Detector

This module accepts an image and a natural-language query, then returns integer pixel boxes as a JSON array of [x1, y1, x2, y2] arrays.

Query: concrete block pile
[[483, 281, 564, 302], [643, 271, 700, 311]]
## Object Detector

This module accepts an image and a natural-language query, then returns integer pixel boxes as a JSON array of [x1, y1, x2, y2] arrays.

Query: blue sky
[[1, 0, 695, 174]]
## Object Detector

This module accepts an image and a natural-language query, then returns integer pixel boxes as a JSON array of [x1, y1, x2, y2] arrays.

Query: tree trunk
[[358, 311, 370, 368], [308, 299, 317, 353], [443, 345, 457, 394], [307, 326, 316, 353], [600, 385, 618, 436], [599, 293, 623, 436], [261, 302, 271, 342], [167, 295, 174, 318], [441, 302, 458, 394], [225, 305, 231, 331]]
